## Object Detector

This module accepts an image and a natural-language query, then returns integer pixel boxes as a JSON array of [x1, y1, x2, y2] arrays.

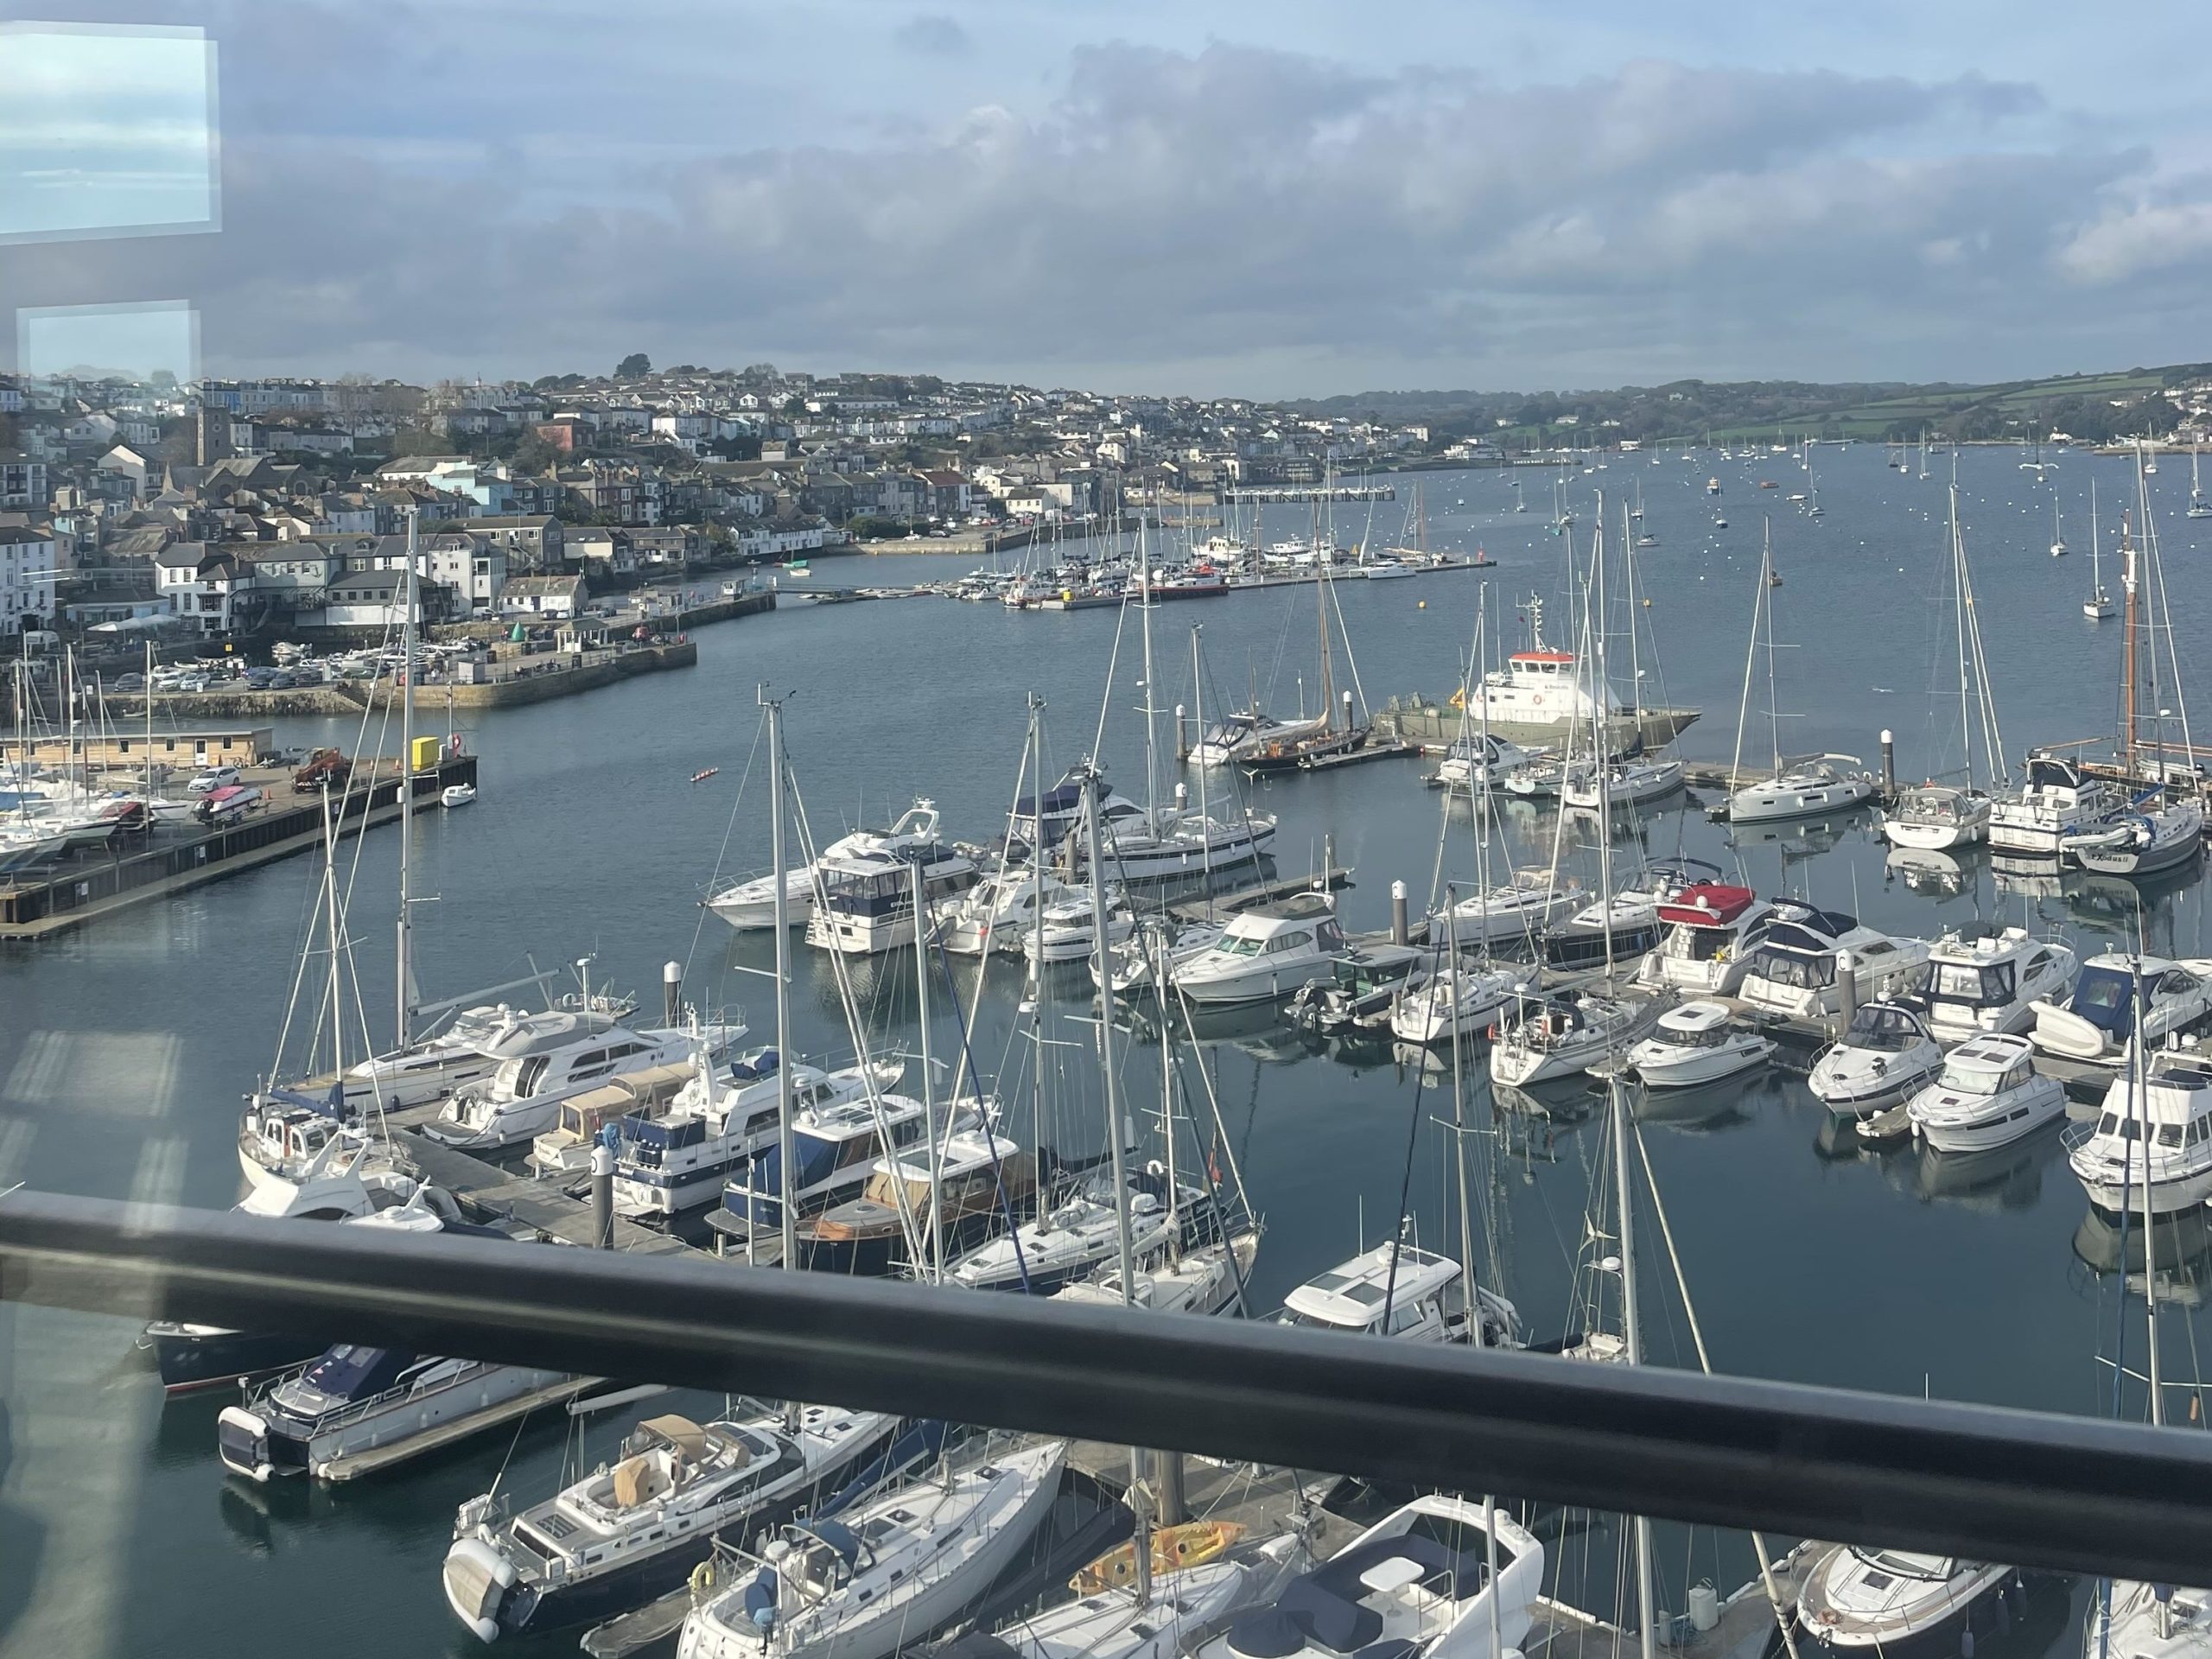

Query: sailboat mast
[[1612, 1073, 1658, 1659], [1138, 524, 1159, 823], [2122, 510, 2140, 773], [1591, 502, 1617, 979], [396, 509, 418, 1051], [912, 856, 943, 1284], [1948, 486, 1974, 789], [1762, 521, 1782, 773], [1315, 503, 1336, 735], [2091, 478, 2103, 598], [143, 639, 154, 799], [321, 784, 345, 1080], [762, 687, 799, 1271]]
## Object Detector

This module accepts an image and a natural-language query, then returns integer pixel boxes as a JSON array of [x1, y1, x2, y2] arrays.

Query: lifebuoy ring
[[1531, 693, 1543, 707]]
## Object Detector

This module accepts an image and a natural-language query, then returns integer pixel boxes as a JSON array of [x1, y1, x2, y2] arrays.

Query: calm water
[[3, 444, 2211, 1656]]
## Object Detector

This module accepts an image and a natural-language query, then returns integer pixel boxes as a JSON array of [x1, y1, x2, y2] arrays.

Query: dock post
[[1834, 949, 1858, 1038], [1175, 703, 1188, 762], [663, 960, 682, 1027], [1391, 880, 1409, 946], [1879, 729, 1895, 799], [590, 1141, 615, 1249]]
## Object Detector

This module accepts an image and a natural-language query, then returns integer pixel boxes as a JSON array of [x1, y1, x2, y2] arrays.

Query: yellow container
[[410, 735, 442, 773]]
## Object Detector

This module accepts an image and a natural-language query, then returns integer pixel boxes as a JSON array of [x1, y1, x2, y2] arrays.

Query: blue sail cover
[[816, 1420, 950, 1517], [723, 1133, 844, 1229], [266, 1082, 348, 1122]]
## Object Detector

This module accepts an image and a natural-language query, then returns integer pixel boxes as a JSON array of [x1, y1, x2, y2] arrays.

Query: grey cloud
[[893, 14, 973, 56], [6, 34, 2202, 392]]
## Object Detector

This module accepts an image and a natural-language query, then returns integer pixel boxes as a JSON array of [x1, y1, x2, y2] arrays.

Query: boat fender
[[1960, 1630, 1974, 1659]]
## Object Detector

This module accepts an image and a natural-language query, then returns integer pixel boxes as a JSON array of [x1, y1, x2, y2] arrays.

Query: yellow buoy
[[1417, 599, 1427, 609]]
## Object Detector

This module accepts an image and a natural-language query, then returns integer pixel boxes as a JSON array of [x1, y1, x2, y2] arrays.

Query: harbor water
[[3, 443, 2211, 1656]]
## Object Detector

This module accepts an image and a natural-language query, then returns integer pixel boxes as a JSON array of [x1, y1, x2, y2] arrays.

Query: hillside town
[[0, 360, 1450, 650]]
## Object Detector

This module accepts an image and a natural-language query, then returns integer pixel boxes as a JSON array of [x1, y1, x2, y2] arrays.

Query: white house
[[154, 543, 253, 634], [501, 574, 584, 617], [0, 526, 59, 634]]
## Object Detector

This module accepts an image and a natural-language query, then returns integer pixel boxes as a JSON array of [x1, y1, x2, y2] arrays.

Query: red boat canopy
[[1658, 883, 1757, 926], [1510, 651, 1575, 664]]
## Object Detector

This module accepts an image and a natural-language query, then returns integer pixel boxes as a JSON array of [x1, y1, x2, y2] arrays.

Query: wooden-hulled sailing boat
[[1242, 503, 1372, 773]]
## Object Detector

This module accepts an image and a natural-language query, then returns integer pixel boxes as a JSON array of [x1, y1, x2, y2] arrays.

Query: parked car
[[113, 673, 145, 692], [187, 766, 241, 793]]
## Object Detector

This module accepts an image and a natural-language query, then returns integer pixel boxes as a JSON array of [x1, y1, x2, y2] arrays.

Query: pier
[[0, 750, 478, 940]]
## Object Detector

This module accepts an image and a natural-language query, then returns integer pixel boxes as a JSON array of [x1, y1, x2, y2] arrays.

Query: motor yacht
[[1541, 882, 1673, 971], [709, 801, 954, 930], [676, 1441, 1068, 1659], [1907, 1034, 2066, 1153], [613, 1057, 908, 1218], [1796, 1548, 2021, 1659], [1637, 882, 1775, 995], [936, 867, 1081, 957], [1431, 868, 1579, 949], [1024, 891, 1137, 963], [2069, 1049, 2212, 1217], [1623, 1001, 1772, 1089], [1808, 1001, 1944, 1116], [1432, 734, 1531, 791], [806, 839, 982, 956], [1277, 1243, 1521, 1348], [2031, 953, 2212, 1065], [1488, 990, 1661, 1088], [1883, 785, 1992, 850], [444, 1408, 899, 1642], [233, 1127, 427, 1221], [1190, 709, 1327, 769], [1900, 927, 2077, 1040], [423, 1016, 748, 1152], [1726, 757, 1876, 824], [1190, 1496, 1543, 1659], [340, 1001, 576, 1113], [792, 1116, 1037, 1277], [1387, 961, 1537, 1046], [1989, 754, 2121, 857], [1170, 893, 1349, 1005], [529, 1061, 700, 1178], [1738, 910, 1931, 1022]]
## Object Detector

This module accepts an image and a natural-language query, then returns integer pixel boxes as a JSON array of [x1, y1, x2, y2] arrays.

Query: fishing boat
[[1169, 893, 1349, 1005], [1808, 1001, 1944, 1116], [423, 1014, 749, 1152], [1623, 1001, 1772, 1089], [2030, 952, 2212, 1065], [1796, 1547, 2022, 1659], [1488, 989, 1659, 1088], [1276, 1243, 1521, 1348], [1906, 1034, 2066, 1153], [2069, 1050, 2212, 1217], [1899, 927, 2077, 1040], [709, 801, 954, 931], [443, 1408, 901, 1642], [1737, 909, 1931, 1022], [1188, 1496, 1543, 1659], [676, 1440, 1069, 1659], [1637, 881, 1775, 995]]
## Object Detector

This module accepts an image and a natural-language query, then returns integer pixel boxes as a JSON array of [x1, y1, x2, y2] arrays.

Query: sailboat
[[1725, 519, 1877, 823], [1241, 512, 1371, 772], [2085, 478, 2117, 620], [2191, 441, 2211, 518], [1884, 484, 2005, 850], [1511, 476, 1527, 513], [2050, 493, 2069, 557], [1561, 504, 1684, 810]]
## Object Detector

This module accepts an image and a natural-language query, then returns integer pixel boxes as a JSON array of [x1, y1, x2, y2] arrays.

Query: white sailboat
[[1885, 483, 2005, 850], [2085, 477, 2116, 620], [2049, 493, 2069, 556], [2192, 441, 2212, 518]]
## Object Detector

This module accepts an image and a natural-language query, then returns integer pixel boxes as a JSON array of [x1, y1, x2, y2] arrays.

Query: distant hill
[[1292, 364, 2212, 449]]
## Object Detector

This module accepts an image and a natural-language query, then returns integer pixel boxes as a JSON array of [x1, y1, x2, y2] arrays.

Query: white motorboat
[[444, 1408, 899, 1643], [1276, 1243, 1522, 1348], [1190, 1495, 1543, 1659], [2068, 1050, 2212, 1217], [1024, 891, 1137, 963], [1808, 1001, 1944, 1116], [441, 782, 478, 808], [1988, 754, 2121, 857], [1170, 893, 1349, 1005], [1388, 962, 1536, 1046], [791, 1114, 1039, 1277], [1623, 1001, 1772, 1089], [677, 1441, 1068, 1659], [1907, 1033, 2067, 1153], [1432, 733, 1531, 791], [2064, 795, 2204, 878], [1882, 785, 1990, 850], [1796, 1547, 2020, 1659], [709, 801, 952, 930], [2031, 953, 2212, 1065], [1488, 990, 1660, 1088], [1560, 757, 1685, 810], [1738, 909, 1931, 1022], [423, 1016, 749, 1152], [1900, 927, 2078, 1040], [337, 1001, 580, 1114], [806, 836, 982, 955], [1431, 868, 1579, 948], [1637, 881, 1774, 996], [1190, 709, 1327, 768], [233, 1128, 427, 1221], [613, 1056, 909, 1218], [713, 1093, 959, 1246], [1726, 757, 1876, 823], [936, 867, 1082, 957]]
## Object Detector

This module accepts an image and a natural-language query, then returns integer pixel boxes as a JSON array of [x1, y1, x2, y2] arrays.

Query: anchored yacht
[[1278, 1243, 1520, 1348], [1488, 990, 1660, 1088]]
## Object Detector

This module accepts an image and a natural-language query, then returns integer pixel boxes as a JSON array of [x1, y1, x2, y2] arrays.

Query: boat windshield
[[1844, 1006, 1922, 1052], [1905, 959, 2015, 1007], [1216, 934, 1267, 958], [1936, 1060, 2008, 1096], [1751, 949, 1835, 991]]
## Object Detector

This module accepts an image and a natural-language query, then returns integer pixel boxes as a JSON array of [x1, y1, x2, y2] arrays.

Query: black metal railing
[[4, 1186, 2209, 1584]]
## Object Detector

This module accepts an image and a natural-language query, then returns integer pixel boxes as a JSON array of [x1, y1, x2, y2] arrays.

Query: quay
[[0, 749, 478, 940]]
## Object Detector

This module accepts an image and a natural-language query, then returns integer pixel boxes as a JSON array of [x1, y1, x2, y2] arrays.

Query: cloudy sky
[[3, 1, 2208, 397]]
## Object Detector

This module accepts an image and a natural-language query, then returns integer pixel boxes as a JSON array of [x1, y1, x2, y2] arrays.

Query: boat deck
[[1065, 1443, 1367, 1560], [390, 1118, 697, 1257], [1524, 1541, 1821, 1659]]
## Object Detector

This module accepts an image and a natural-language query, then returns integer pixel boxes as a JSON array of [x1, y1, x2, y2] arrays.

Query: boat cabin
[[1839, 1001, 1934, 1053], [1649, 1001, 1739, 1049], [1934, 1034, 2037, 1096], [1279, 1243, 1465, 1340]]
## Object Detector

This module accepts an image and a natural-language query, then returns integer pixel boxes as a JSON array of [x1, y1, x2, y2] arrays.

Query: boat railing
[[283, 1354, 532, 1435], [14, 1187, 2212, 1588]]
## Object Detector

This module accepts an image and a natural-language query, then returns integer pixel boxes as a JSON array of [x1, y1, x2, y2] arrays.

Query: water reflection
[[1631, 1067, 1777, 1134], [1894, 1128, 2066, 1212]]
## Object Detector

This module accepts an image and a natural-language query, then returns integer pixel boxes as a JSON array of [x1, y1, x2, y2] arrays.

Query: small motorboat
[[1808, 1001, 1944, 1116], [1796, 1547, 2021, 1659], [2030, 951, 2212, 1065], [441, 783, 478, 808], [1623, 1000, 1773, 1089], [1906, 1033, 2067, 1153]]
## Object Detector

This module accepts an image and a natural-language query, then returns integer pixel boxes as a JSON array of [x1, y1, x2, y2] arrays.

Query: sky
[[0, 1, 2207, 398]]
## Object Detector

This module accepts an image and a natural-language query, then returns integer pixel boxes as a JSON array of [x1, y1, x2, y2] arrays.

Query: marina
[[10, 444, 2212, 1659]]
